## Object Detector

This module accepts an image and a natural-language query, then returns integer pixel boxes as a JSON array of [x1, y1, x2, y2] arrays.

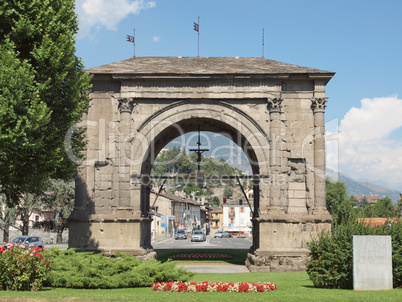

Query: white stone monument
[[353, 235, 393, 290]]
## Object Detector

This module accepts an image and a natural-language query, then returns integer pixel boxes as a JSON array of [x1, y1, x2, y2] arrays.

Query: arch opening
[[136, 114, 269, 253], [144, 130, 261, 253]]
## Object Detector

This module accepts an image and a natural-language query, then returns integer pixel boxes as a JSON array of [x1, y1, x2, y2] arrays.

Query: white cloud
[[75, 0, 156, 38], [326, 96, 402, 191], [153, 36, 160, 42]]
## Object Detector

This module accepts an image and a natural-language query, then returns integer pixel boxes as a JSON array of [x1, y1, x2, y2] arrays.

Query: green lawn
[[0, 270, 401, 302]]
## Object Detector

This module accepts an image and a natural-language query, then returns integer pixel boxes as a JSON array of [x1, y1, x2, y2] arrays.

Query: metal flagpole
[[197, 17, 200, 57], [126, 29, 136, 57], [262, 28, 265, 58], [133, 28, 136, 57]]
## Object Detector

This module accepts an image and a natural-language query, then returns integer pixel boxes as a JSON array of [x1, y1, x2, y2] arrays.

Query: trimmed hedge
[[307, 220, 402, 289], [44, 248, 193, 289]]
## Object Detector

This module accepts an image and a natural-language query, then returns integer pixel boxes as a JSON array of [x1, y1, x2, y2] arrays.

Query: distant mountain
[[326, 169, 401, 203]]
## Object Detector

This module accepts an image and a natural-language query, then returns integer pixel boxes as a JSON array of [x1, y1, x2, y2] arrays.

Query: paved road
[[44, 238, 252, 251], [45, 243, 68, 250], [153, 237, 252, 250]]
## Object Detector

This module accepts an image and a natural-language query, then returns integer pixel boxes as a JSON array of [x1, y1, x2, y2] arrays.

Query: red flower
[[238, 282, 249, 293], [151, 281, 277, 293]]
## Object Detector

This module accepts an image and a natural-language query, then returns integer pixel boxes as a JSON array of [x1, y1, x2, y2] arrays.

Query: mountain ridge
[[165, 132, 401, 203], [326, 168, 401, 203]]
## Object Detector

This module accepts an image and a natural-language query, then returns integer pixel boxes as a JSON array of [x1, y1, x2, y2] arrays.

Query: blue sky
[[74, 0, 402, 191]]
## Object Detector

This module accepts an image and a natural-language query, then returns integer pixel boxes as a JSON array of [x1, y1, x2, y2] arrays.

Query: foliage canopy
[[0, 0, 92, 206]]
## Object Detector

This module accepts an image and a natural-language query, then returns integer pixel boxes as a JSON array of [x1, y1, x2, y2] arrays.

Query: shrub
[[0, 244, 51, 291], [44, 248, 193, 289], [306, 219, 402, 289]]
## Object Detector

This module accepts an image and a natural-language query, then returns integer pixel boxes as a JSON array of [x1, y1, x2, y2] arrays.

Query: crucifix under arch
[[189, 127, 209, 172]]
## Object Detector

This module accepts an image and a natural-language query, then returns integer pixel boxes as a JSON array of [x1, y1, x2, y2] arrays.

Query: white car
[[214, 231, 229, 238], [191, 230, 206, 242], [10, 236, 45, 249]]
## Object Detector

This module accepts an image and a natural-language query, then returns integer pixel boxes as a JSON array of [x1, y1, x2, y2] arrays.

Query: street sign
[[161, 223, 166, 228]]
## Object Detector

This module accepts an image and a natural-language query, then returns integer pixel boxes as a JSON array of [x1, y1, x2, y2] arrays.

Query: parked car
[[175, 229, 187, 240], [191, 230, 206, 242], [214, 231, 229, 238], [10, 236, 45, 249]]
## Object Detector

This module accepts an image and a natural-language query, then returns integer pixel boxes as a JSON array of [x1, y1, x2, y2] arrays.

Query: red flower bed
[[152, 281, 277, 293], [171, 253, 232, 260]]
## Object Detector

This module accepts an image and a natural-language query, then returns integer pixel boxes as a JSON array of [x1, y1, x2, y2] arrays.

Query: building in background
[[210, 207, 223, 230], [351, 195, 381, 205], [222, 198, 253, 236], [149, 189, 209, 240]]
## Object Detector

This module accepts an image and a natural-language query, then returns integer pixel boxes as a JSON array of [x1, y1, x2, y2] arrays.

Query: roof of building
[[150, 190, 200, 206], [211, 208, 223, 214], [357, 217, 399, 227], [352, 195, 381, 204], [86, 56, 335, 77]]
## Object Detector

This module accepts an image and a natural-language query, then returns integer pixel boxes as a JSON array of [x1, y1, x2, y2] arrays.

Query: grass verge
[[0, 271, 400, 302]]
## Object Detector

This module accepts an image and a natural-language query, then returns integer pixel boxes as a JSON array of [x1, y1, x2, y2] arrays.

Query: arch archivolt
[[130, 100, 271, 176]]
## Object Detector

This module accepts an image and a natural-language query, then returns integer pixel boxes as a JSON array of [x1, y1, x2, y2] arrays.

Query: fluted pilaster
[[311, 98, 328, 213], [118, 98, 135, 209], [267, 98, 285, 213]]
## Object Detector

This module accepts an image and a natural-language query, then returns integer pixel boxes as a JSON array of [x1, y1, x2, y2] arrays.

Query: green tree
[[0, 1, 92, 206], [355, 196, 395, 218], [0, 40, 51, 206], [210, 196, 220, 207], [326, 177, 354, 224], [359, 196, 369, 207], [396, 194, 402, 218], [15, 193, 42, 235], [41, 179, 75, 243], [372, 197, 395, 218], [223, 186, 233, 198], [356, 202, 376, 218]]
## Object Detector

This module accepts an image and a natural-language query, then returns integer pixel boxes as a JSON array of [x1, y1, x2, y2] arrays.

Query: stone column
[[118, 98, 134, 209], [311, 98, 328, 213], [267, 98, 285, 213]]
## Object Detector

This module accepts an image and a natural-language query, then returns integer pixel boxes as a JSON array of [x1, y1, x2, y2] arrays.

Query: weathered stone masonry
[[69, 57, 335, 270]]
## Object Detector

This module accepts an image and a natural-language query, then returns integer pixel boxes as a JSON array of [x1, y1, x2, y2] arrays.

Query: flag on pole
[[194, 17, 200, 57], [126, 34, 135, 43], [193, 22, 199, 32]]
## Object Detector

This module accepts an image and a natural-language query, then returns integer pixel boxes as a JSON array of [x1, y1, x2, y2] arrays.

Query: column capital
[[118, 97, 135, 113], [311, 97, 328, 113], [267, 98, 283, 113]]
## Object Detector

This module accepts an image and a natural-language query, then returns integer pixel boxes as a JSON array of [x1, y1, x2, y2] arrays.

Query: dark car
[[11, 236, 45, 249], [214, 231, 229, 238], [191, 230, 206, 242], [175, 229, 187, 240]]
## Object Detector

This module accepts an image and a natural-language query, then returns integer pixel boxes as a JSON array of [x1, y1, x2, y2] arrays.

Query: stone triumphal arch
[[69, 57, 334, 271]]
